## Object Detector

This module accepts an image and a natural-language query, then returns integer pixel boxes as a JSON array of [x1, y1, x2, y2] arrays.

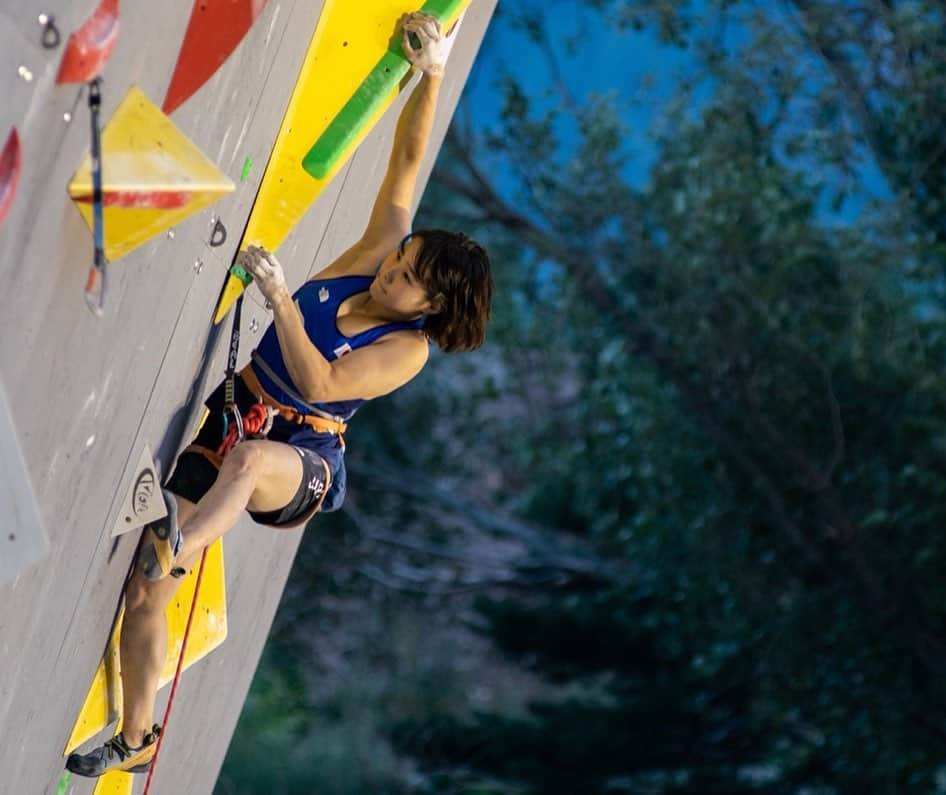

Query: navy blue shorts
[[166, 443, 329, 528]]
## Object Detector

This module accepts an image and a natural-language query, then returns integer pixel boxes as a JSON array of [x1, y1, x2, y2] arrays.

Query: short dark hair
[[410, 229, 493, 352]]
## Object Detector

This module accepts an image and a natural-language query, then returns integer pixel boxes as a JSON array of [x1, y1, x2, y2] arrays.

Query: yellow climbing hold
[[68, 86, 234, 261], [92, 767, 133, 795]]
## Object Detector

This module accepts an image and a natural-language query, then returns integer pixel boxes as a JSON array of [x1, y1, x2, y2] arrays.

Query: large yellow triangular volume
[[213, 0, 470, 322], [68, 86, 234, 261], [64, 539, 228, 756]]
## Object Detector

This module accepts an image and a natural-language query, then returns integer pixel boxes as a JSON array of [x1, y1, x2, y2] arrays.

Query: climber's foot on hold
[[138, 489, 185, 581], [65, 724, 161, 777]]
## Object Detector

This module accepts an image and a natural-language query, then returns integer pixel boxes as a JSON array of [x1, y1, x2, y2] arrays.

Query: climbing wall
[[0, 0, 496, 792]]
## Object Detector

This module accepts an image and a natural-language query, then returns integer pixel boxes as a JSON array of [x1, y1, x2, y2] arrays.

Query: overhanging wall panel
[[0, 0, 496, 792]]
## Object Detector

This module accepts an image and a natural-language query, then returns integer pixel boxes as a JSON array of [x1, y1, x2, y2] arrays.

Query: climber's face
[[371, 234, 437, 318]]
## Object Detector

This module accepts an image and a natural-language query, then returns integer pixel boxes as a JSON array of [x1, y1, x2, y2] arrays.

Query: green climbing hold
[[229, 263, 253, 285], [56, 771, 72, 795], [240, 156, 253, 182]]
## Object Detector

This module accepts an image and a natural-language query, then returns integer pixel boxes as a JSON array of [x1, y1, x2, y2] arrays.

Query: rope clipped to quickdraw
[[84, 78, 107, 316], [218, 402, 272, 457], [217, 291, 275, 457], [144, 268, 272, 792], [141, 546, 208, 795]]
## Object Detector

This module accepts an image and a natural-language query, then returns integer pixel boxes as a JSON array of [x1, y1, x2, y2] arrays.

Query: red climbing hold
[[56, 0, 120, 84], [0, 129, 21, 228], [162, 0, 270, 115], [70, 190, 191, 209]]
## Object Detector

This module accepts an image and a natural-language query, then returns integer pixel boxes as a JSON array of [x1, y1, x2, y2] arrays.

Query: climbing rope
[[142, 280, 270, 791], [218, 402, 273, 458], [141, 546, 208, 795]]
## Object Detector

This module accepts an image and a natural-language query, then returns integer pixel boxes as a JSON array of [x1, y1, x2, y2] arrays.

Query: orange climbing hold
[[162, 0, 271, 114], [70, 189, 190, 209], [57, 0, 120, 84]]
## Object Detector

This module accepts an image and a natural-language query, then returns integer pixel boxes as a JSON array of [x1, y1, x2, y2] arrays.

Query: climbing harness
[[242, 358, 347, 436], [83, 78, 107, 315], [218, 276, 347, 448]]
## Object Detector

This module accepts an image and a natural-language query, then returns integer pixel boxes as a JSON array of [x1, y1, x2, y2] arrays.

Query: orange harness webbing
[[239, 365, 348, 437], [184, 366, 347, 468]]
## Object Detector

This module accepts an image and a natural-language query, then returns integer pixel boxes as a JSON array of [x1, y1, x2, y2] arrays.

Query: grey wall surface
[[0, 0, 496, 792]]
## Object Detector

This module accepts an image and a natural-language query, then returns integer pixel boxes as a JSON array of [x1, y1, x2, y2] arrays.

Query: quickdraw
[[217, 290, 280, 458], [83, 79, 107, 315], [220, 291, 245, 448]]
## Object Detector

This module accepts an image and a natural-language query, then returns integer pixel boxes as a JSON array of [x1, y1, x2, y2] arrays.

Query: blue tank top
[[251, 275, 425, 421]]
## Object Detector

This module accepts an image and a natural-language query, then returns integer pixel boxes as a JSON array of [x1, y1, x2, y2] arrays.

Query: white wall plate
[[111, 444, 167, 537]]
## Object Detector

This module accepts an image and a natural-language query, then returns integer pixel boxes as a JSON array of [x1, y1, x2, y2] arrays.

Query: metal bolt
[[166, 229, 175, 239], [17, 65, 33, 82], [193, 259, 204, 274], [38, 13, 49, 24], [63, 112, 72, 122], [249, 318, 260, 333]]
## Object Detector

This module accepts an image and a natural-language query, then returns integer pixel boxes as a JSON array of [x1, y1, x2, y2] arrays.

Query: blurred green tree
[[376, 0, 946, 791]]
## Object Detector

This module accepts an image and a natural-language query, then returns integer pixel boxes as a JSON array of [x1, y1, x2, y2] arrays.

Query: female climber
[[66, 10, 492, 777]]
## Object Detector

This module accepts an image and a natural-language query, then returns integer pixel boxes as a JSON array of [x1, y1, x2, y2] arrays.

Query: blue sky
[[461, 1, 694, 190], [453, 1, 892, 224]]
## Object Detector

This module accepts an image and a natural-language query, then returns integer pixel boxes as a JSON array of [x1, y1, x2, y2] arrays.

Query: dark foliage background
[[218, 1, 946, 792]]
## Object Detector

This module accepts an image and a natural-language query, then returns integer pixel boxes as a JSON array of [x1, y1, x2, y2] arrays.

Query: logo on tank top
[[318, 286, 329, 303], [333, 342, 352, 359]]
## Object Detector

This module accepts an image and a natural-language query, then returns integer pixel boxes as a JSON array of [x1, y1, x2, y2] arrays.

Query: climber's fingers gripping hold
[[242, 245, 289, 307], [401, 12, 446, 77]]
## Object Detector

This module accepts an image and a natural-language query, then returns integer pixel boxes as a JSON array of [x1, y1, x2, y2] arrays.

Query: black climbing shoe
[[65, 724, 161, 777]]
